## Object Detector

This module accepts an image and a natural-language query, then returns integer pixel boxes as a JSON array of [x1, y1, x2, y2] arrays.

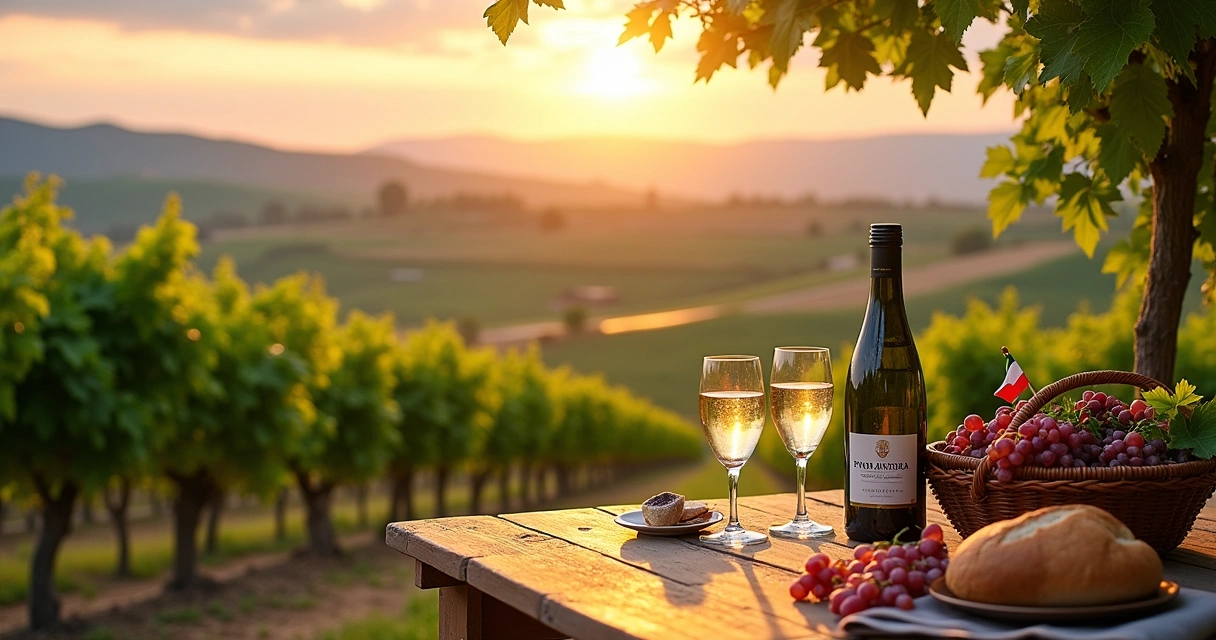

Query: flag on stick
[[994, 346, 1032, 403]]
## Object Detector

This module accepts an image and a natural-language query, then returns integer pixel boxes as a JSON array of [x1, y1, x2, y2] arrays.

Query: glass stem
[[794, 456, 808, 521], [727, 466, 741, 530]]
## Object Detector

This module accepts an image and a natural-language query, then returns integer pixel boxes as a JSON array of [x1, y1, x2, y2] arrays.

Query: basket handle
[[970, 370, 1169, 501]]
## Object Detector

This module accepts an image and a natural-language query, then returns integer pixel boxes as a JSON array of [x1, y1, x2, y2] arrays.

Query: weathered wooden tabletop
[[386, 490, 1216, 640]]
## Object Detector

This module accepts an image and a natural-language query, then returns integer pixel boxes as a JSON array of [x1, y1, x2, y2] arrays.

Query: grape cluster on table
[[945, 391, 1192, 482], [788, 524, 948, 616]]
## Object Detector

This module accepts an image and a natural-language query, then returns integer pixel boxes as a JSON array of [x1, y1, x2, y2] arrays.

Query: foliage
[[392, 323, 497, 472], [301, 312, 401, 485]]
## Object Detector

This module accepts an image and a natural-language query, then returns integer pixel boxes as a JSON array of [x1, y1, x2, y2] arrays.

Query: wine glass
[[768, 346, 835, 539], [698, 355, 768, 547]]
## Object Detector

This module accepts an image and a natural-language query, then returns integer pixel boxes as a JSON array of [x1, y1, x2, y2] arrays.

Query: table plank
[[390, 512, 831, 639], [390, 492, 1216, 640]]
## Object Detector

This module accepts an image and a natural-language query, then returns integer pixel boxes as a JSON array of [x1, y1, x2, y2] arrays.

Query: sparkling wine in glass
[[769, 346, 835, 539], [698, 355, 768, 547]]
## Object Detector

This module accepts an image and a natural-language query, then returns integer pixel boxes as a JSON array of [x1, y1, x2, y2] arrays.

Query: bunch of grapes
[[789, 524, 948, 616], [946, 391, 1190, 481]]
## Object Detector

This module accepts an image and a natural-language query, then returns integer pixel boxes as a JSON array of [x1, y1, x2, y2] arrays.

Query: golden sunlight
[[579, 47, 646, 98]]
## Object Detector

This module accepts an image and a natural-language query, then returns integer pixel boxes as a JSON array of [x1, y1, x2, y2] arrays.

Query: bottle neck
[[868, 246, 904, 304]]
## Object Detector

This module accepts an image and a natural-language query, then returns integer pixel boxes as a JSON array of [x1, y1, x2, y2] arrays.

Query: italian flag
[[994, 349, 1031, 403]]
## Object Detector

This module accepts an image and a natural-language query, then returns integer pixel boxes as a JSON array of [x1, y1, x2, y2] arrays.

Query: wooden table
[[386, 490, 1216, 639]]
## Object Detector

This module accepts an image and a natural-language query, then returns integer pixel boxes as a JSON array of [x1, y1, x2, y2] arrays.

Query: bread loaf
[[642, 492, 685, 526], [946, 505, 1162, 606]]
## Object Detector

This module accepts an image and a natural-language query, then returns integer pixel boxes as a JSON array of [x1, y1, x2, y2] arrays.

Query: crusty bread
[[642, 492, 685, 526], [946, 505, 1162, 607], [680, 501, 709, 522]]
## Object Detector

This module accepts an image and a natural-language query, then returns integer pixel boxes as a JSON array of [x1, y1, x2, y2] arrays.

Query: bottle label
[[848, 433, 917, 507], [870, 246, 902, 278]]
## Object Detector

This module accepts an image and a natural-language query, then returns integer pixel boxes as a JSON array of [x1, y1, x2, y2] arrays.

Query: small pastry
[[680, 501, 709, 522], [642, 492, 685, 526]]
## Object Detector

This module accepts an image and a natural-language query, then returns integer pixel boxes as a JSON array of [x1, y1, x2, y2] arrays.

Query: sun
[[580, 47, 646, 98]]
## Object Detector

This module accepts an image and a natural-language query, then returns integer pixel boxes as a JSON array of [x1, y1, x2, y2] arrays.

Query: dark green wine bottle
[[844, 223, 927, 542]]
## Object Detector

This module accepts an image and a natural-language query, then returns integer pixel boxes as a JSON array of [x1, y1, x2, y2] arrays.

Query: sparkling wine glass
[[768, 346, 835, 539], [698, 355, 768, 547]]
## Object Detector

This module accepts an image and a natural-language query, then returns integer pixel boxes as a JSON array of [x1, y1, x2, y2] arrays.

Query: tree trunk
[[168, 471, 218, 590], [1137, 41, 1216, 382], [498, 466, 512, 514], [25, 509, 37, 533], [531, 465, 547, 505], [80, 496, 95, 525], [102, 477, 132, 577], [469, 469, 491, 515], [274, 487, 288, 541], [295, 471, 340, 555], [355, 484, 368, 528], [434, 466, 450, 518], [388, 465, 415, 522], [28, 478, 79, 631], [204, 489, 224, 555], [149, 489, 163, 517]]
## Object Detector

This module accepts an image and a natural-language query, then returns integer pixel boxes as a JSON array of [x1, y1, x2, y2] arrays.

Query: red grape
[[921, 523, 943, 542], [964, 414, 984, 432]]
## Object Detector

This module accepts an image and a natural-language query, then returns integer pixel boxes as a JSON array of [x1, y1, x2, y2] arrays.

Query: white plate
[[614, 510, 724, 536]]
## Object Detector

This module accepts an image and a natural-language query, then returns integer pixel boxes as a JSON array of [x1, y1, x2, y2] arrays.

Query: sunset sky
[[0, 0, 1015, 152]]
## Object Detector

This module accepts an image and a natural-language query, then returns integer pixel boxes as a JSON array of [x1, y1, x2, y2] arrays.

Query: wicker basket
[[926, 370, 1216, 554]]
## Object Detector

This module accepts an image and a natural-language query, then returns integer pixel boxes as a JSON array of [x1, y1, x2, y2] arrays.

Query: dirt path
[[479, 241, 1077, 345], [742, 241, 1076, 313], [1, 538, 416, 640]]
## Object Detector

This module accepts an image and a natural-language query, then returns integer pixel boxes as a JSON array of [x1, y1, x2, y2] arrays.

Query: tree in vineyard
[[390, 322, 495, 519], [251, 272, 341, 543], [486, 347, 555, 512], [160, 259, 316, 587], [482, 0, 1216, 382], [0, 178, 160, 630], [295, 311, 399, 555]]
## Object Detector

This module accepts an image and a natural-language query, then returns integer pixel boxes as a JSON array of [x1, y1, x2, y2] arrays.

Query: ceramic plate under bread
[[928, 578, 1179, 623], [614, 510, 723, 536]]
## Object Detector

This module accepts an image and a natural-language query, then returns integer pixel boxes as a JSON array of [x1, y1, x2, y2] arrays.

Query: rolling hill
[[371, 132, 1015, 203], [0, 116, 646, 228]]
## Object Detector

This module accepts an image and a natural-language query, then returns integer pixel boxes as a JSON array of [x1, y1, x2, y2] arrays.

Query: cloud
[[0, 0, 502, 47]]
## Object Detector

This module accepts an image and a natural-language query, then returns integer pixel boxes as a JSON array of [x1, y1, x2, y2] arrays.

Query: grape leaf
[[933, 0, 982, 44], [1073, 0, 1155, 93], [905, 29, 968, 115], [619, 2, 659, 45], [980, 145, 1016, 178], [1004, 45, 1040, 96], [1144, 379, 1203, 419], [977, 44, 1011, 101], [988, 180, 1030, 236], [1151, 0, 1216, 65], [1109, 64, 1173, 159], [770, 0, 817, 73], [1026, 0, 1086, 86], [650, 9, 674, 52], [1096, 123, 1141, 185], [484, 0, 530, 45], [1168, 402, 1216, 460], [1011, 0, 1029, 22], [1175, 379, 1204, 408], [533, 0, 564, 7], [1056, 172, 1117, 258], [819, 30, 882, 91], [1103, 218, 1152, 287], [1143, 386, 1177, 417]]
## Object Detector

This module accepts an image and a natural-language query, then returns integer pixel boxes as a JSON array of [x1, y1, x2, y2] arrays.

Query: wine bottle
[[844, 223, 927, 542]]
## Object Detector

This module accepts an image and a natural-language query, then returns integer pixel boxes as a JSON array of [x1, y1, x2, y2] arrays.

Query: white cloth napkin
[[838, 589, 1216, 640]]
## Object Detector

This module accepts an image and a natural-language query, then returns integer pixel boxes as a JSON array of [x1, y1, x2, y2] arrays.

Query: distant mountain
[[371, 132, 1014, 203], [0, 117, 645, 214]]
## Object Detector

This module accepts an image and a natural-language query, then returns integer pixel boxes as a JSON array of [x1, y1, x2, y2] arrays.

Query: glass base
[[769, 518, 834, 540], [700, 526, 768, 547]]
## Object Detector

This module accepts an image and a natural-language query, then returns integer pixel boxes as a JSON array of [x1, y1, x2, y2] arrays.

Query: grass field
[[539, 250, 1123, 419], [195, 206, 1069, 329]]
